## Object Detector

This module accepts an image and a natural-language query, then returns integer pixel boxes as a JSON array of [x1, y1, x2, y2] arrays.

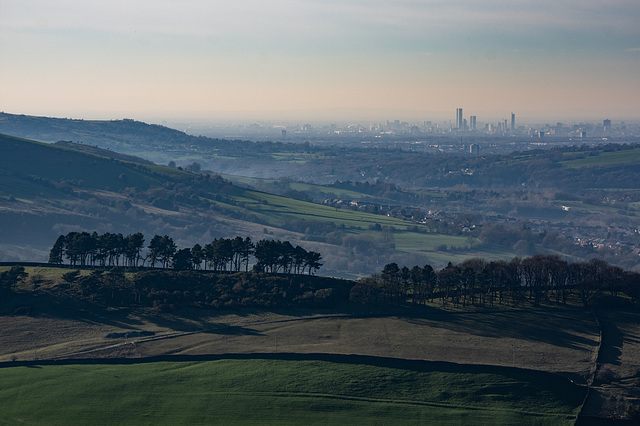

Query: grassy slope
[[221, 173, 397, 202], [561, 148, 640, 169], [0, 358, 585, 425], [0, 271, 599, 384]]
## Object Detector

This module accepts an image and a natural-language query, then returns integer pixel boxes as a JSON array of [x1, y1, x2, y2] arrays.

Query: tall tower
[[456, 108, 463, 129], [470, 115, 477, 131], [511, 113, 515, 131]]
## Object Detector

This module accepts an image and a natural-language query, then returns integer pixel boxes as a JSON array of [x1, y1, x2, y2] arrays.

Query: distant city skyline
[[1, 1, 639, 122], [169, 113, 640, 144]]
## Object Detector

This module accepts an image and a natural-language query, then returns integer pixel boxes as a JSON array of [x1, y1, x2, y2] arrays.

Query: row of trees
[[49, 232, 145, 268], [0, 263, 344, 311], [48, 232, 322, 275], [351, 255, 640, 308]]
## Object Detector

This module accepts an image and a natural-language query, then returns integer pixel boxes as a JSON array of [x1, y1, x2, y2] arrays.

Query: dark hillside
[[0, 113, 198, 149], [0, 112, 298, 158], [54, 141, 154, 165], [0, 134, 167, 192]]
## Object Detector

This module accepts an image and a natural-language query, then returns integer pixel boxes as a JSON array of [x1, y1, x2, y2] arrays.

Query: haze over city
[[1, 0, 639, 123]]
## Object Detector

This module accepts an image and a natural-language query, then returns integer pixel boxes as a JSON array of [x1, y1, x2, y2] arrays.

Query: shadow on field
[[0, 350, 587, 381], [598, 323, 623, 366], [4, 291, 145, 329], [596, 310, 627, 366], [402, 308, 598, 351], [4, 290, 269, 336], [205, 325, 264, 336]]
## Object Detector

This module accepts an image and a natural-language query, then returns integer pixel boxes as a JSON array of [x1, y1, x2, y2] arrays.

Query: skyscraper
[[456, 108, 463, 129], [470, 115, 477, 131], [511, 113, 515, 131]]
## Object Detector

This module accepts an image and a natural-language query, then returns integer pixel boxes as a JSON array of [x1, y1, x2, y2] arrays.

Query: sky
[[1, 0, 639, 123]]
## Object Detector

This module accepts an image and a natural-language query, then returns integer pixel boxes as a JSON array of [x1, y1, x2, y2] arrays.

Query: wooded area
[[354, 255, 640, 308], [47, 231, 322, 275]]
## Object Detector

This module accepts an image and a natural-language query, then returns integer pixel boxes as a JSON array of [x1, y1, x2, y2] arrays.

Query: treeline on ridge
[[353, 255, 640, 308], [2, 255, 640, 313], [48, 231, 322, 275]]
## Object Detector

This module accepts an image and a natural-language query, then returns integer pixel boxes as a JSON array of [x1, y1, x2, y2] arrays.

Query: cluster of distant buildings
[[455, 108, 515, 134], [451, 108, 633, 140], [179, 111, 639, 147]]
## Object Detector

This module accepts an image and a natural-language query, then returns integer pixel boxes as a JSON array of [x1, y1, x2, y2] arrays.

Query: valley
[[1, 113, 640, 423], [2, 113, 640, 277]]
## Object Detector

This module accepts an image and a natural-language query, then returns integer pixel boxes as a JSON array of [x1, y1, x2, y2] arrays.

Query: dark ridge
[[54, 141, 155, 165]]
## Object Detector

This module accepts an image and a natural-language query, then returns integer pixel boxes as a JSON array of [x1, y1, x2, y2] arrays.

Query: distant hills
[[53, 141, 155, 165], [0, 112, 201, 150], [1, 132, 490, 276], [0, 112, 306, 177], [2, 111, 640, 191], [2, 112, 640, 274]]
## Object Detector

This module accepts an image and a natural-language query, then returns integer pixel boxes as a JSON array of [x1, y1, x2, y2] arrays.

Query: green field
[[561, 148, 640, 169], [0, 357, 585, 425], [221, 173, 396, 202], [226, 187, 490, 259]]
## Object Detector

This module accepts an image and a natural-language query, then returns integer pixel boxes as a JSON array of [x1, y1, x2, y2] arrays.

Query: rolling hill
[[0, 133, 505, 276]]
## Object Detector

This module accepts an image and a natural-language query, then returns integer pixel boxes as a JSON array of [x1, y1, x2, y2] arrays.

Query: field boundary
[[575, 308, 605, 424], [0, 350, 589, 388]]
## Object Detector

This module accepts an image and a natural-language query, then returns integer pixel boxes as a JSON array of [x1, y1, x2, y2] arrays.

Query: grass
[[232, 188, 408, 230], [554, 199, 640, 217], [229, 186, 486, 262], [289, 182, 379, 200], [394, 232, 474, 252], [269, 152, 337, 162], [221, 173, 444, 204], [130, 308, 598, 383], [0, 357, 585, 425], [561, 148, 640, 169], [0, 286, 599, 385]]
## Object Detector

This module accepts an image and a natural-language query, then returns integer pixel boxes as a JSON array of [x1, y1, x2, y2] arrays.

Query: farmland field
[[0, 297, 599, 386], [0, 356, 585, 425], [561, 148, 640, 169]]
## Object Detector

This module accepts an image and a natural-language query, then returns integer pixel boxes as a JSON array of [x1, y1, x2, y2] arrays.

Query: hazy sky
[[1, 0, 639, 123]]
